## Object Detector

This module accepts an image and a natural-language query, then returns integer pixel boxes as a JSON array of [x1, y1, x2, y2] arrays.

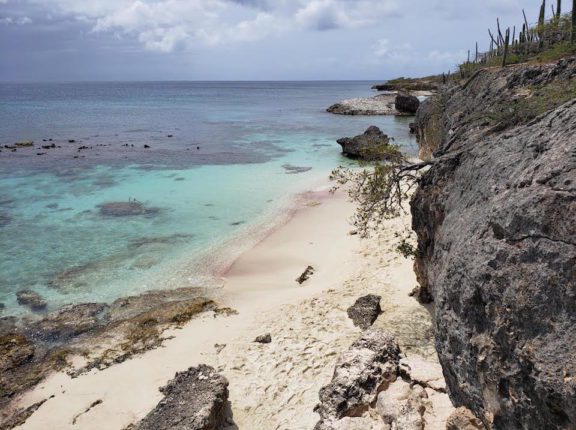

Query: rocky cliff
[[411, 57, 576, 428]]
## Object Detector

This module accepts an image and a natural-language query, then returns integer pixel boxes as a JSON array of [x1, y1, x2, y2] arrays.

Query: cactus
[[573, 0, 576, 43], [539, 0, 546, 27], [502, 28, 511, 67], [538, 0, 546, 48]]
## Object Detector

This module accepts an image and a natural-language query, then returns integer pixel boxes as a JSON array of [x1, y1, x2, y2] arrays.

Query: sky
[[0, 0, 546, 81]]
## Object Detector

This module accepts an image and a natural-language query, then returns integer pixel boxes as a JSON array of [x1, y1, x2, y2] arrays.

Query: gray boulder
[[314, 329, 400, 429], [254, 333, 272, 344], [336, 126, 396, 161], [135, 365, 230, 430], [16, 290, 47, 312], [346, 294, 382, 329], [395, 93, 420, 114], [411, 57, 576, 429]]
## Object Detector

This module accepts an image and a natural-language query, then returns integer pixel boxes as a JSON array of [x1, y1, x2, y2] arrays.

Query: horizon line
[[0, 78, 392, 85]]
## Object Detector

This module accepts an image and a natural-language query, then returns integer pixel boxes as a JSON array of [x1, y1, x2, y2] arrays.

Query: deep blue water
[[0, 81, 416, 315]]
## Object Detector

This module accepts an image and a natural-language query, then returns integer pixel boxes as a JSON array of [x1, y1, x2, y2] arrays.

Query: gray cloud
[[0, 0, 546, 81]]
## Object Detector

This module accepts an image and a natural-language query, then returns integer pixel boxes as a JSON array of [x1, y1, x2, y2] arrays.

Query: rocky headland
[[327, 91, 426, 116], [411, 56, 576, 428], [371, 77, 441, 93]]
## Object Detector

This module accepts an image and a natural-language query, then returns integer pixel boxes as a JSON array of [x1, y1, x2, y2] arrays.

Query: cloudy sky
[[0, 0, 544, 81]]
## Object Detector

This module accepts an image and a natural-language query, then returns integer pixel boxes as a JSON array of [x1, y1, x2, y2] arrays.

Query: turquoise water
[[0, 82, 417, 315]]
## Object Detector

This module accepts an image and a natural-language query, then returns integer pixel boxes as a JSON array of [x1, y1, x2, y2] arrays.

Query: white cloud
[[23, 0, 399, 52], [296, 0, 399, 30]]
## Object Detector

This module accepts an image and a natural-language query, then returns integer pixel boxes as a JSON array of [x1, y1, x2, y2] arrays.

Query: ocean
[[0, 81, 416, 316]]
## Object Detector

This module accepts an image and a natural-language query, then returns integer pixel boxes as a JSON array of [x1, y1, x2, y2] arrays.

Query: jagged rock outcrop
[[413, 57, 576, 160], [411, 57, 576, 429], [314, 330, 454, 429], [135, 365, 230, 430], [347, 294, 382, 329], [395, 93, 420, 114], [337, 126, 395, 161], [314, 329, 400, 430]]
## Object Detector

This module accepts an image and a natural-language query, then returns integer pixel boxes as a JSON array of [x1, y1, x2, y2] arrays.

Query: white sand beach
[[14, 186, 451, 430]]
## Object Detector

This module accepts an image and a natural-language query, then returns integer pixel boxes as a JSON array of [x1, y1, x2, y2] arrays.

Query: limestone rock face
[[314, 329, 400, 429], [135, 365, 230, 430], [413, 57, 576, 160], [411, 57, 576, 429], [346, 294, 382, 329]]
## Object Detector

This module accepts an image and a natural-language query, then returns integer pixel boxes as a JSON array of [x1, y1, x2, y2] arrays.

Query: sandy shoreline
[[11, 185, 452, 430]]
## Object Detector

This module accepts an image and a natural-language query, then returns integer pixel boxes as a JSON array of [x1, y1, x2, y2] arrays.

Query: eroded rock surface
[[346, 294, 382, 329], [315, 329, 453, 429], [376, 379, 426, 429], [337, 126, 395, 161], [29, 303, 109, 341], [0, 333, 35, 374], [411, 57, 576, 429], [446, 407, 484, 430], [314, 329, 400, 429], [135, 365, 230, 430]]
